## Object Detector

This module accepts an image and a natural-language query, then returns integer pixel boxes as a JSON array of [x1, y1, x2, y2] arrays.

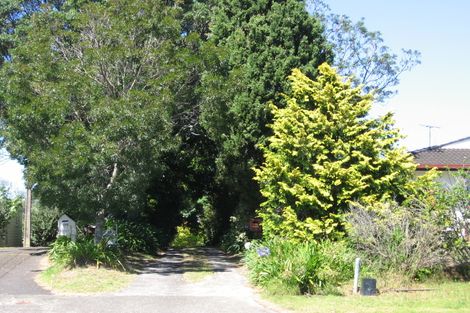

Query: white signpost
[[57, 214, 77, 241]]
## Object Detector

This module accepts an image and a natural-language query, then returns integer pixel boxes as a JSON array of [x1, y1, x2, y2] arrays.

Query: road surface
[[0, 247, 281, 313]]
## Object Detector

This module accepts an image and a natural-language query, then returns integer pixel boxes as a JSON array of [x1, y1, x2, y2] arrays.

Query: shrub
[[435, 171, 470, 264], [244, 239, 354, 295], [105, 219, 159, 254], [171, 225, 205, 248], [253, 64, 415, 241], [347, 202, 446, 278], [196, 195, 217, 244], [0, 186, 22, 231], [31, 203, 60, 246], [49, 236, 124, 269], [220, 216, 248, 254]]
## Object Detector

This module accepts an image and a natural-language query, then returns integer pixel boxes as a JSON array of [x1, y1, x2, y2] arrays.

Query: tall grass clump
[[245, 239, 354, 295], [49, 236, 124, 269]]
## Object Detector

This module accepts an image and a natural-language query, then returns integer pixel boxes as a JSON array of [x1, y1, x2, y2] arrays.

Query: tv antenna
[[420, 124, 440, 148]]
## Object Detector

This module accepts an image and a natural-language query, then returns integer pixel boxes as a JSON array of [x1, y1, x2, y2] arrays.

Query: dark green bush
[[220, 216, 248, 254], [49, 236, 124, 269], [105, 219, 159, 254], [31, 203, 59, 246], [244, 239, 354, 295]]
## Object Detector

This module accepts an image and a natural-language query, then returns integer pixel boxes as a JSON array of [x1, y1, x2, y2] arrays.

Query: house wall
[[415, 170, 457, 186]]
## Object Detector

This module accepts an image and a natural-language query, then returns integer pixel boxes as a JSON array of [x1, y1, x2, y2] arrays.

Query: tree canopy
[[0, 0, 421, 246], [254, 63, 416, 241], [1, 0, 192, 222], [198, 0, 331, 224], [308, 0, 420, 101]]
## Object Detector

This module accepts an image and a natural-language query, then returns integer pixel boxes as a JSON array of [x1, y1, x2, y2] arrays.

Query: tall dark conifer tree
[[198, 0, 331, 233]]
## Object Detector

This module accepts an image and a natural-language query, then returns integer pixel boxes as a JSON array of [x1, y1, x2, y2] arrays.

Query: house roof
[[412, 136, 470, 170], [412, 148, 470, 170]]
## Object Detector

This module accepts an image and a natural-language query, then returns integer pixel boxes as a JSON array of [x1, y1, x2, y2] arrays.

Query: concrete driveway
[[0, 247, 50, 295], [0, 247, 281, 313]]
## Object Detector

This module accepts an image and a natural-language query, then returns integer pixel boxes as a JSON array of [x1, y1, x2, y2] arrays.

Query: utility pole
[[23, 188, 32, 248]]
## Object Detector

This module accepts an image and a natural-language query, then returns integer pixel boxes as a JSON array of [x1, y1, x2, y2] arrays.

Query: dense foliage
[[3, 1, 466, 298], [105, 219, 160, 254], [0, 185, 22, 231], [435, 171, 470, 264], [245, 239, 353, 295], [0, 0, 199, 240], [31, 202, 60, 246], [197, 0, 331, 232], [49, 236, 124, 269], [1, 3, 430, 290], [348, 202, 446, 278], [254, 64, 415, 240], [171, 225, 205, 248]]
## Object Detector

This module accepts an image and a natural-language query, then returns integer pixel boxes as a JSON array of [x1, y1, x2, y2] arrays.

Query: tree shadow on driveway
[[126, 247, 242, 276]]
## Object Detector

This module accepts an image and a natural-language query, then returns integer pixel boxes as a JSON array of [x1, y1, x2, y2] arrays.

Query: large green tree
[[198, 0, 331, 228], [0, 0, 194, 238], [254, 63, 416, 241]]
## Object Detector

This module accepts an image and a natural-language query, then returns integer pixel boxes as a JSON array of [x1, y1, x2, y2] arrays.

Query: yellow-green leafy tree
[[254, 63, 416, 241]]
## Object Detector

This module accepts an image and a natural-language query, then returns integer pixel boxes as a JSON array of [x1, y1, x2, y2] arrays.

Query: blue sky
[[326, 0, 470, 150], [1, 1, 470, 192]]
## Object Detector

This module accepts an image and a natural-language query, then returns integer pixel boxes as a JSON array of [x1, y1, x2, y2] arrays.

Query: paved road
[[0, 247, 281, 313], [0, 247, 50, 295]]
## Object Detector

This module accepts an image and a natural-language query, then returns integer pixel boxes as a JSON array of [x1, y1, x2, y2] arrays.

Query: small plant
[[244, 239, 354, 295]]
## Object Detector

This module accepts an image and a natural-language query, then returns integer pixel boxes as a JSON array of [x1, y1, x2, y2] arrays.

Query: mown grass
[[264, 281, 470, 313], [38, 264, 135, 294]]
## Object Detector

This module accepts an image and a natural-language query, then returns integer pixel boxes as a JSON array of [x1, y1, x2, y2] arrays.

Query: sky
[[1, 0, 470, 193], [325, 0, 470, 150]]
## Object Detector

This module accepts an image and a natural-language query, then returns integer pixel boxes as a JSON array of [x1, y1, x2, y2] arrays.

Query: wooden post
[[23, 188, 31, 248]]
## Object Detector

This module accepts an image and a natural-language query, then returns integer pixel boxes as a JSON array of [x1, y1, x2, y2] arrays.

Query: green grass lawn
[[265, 282, 470, 313], [38, 264, 135, 294]]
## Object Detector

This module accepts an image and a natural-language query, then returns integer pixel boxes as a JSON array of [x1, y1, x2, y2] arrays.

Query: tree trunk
[[94, 163, 118, 244]]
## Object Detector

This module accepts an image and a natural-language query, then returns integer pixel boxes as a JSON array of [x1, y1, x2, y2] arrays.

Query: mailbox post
[[57, 214, 77, 241]]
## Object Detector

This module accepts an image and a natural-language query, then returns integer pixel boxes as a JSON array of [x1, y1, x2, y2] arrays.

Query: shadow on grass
[[444, 262, 470, 281]]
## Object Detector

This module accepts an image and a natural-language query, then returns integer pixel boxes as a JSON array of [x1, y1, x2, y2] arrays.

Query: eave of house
[[416, 164, 470, 171]]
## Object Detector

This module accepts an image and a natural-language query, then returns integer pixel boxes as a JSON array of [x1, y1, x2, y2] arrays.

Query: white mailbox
[[57, 214, 77, 241]]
